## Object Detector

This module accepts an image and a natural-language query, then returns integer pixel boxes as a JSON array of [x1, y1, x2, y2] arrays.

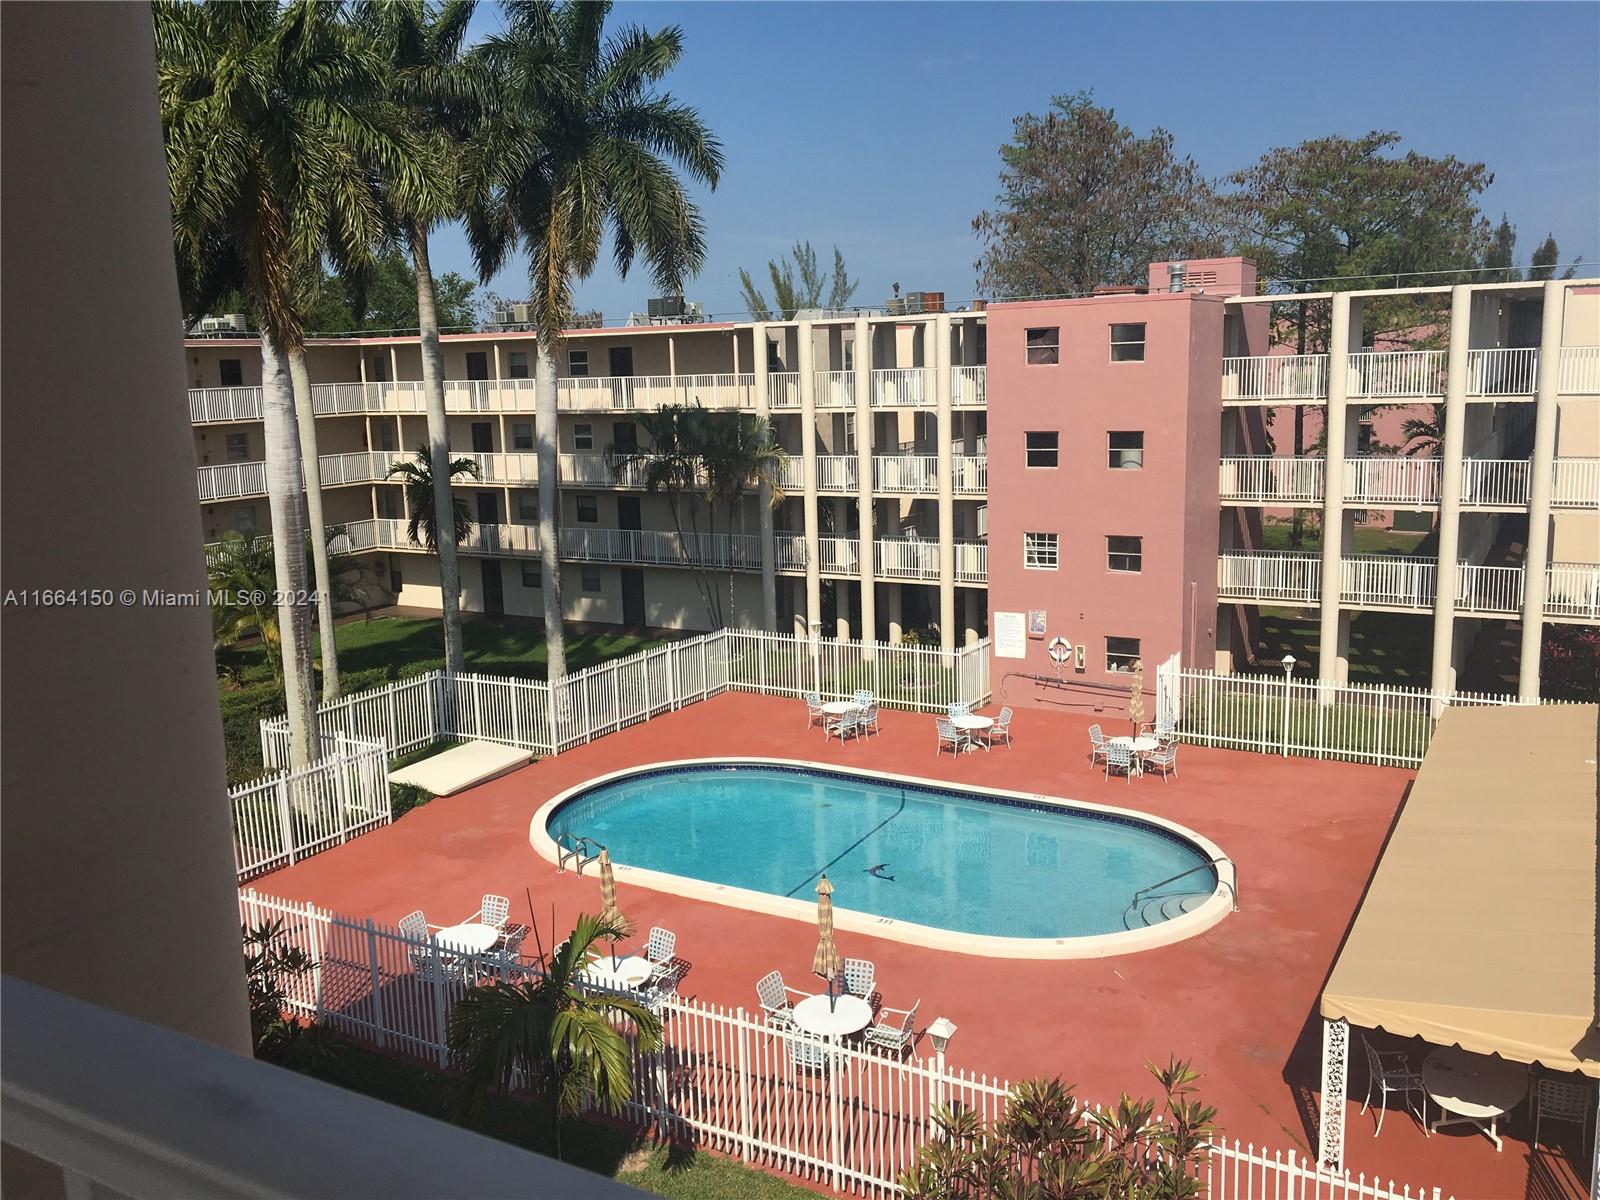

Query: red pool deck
[[252, 695, 1586, 1199]]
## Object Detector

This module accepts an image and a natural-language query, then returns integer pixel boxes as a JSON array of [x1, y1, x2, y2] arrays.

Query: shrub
[[390, 782, 434, 820]]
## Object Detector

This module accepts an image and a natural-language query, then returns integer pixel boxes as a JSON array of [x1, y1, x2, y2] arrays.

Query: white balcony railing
[[189, 385, 263, 422], [951, 454, 987, 495], [818, 536, 862, 573], [1456, 563, 1524, 615], [775, 458, 805, 492], [870, 367, 932, 407], [814, 455, 859, 492], [775, 532, 807, 570], [768, 371, 802, 409], [954, 539, 987, 583], [1346, 350, 1446, 399], [1218, 456, 1324, 503], [1466, 347, 1539, 396], [1547, 563, 1600, 620], [1553, 458, 1600, 509], [560, 527, 764, 570], [1221, 354, 1329, 402], [951, 365, 987, 407], [1559, 346, 1600, 395], [872, 454, 939, 493], [460, 452, 538, 484], [875, 536, 940, 579], [1217, 551, 1321, 604], [319, 450, 393, 487], [1344, 456, 1440, 506], [1340, 554, 1436, 609], [1459, 459, 1530, 508], [813, 370, 856, 409], [196, 460, 267, 502]]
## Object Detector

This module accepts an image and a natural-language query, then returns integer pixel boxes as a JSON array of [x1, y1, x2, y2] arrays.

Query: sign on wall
[[994, 611, 1027, 659], [1027, 610, 1047, 639]]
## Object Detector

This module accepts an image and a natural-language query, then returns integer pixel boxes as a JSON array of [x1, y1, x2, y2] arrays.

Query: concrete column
[[886, 584, 904, 643], [799, 321, 821, 631], [854, 315, 877, 649], [1318, 295, 1358, 688], [752, 322, 777, 630], [836, 577, 853, 640], [963, 588, 981, 646], [2, 0, 251, 1062], [1518, 281, 1567, 700], [1429, 286, 1472, 702], [934, 314, 956, 651]]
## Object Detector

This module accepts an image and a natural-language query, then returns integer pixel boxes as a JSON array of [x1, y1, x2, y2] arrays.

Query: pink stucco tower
[[984, 257, 1263, 710]]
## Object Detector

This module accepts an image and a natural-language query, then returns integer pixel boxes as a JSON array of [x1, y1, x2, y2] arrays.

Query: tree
[[626, 406, 786, 627], [1482, 215, 1518, 282], [972, 92, 1220, 298], [354, 0, 490, 681], [739, 240, 858, 320], [466, 0, 724, 683], [447, 913, 661, 1159], [301, 248, 479, 332], [902, 1061, 1216, 1200], [158, 0, 433, 765], [1529, 233, 1580, 281], [386, 446, 484, 551], [1227, 131, 1491, 549]]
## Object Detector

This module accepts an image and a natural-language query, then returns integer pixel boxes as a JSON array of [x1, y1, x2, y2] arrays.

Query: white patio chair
[[804, 691, 825, 729], [946, 702, 971, 720], [860, 702, 882, 737], [1534, 1076, 1592, 1158], [841, 957, 876, 1002], [936, 717, 968, 757], [498, 922, 530, 956], [825, 709, 863, 742], [755, 969, 811, 1029], [397, 910, 430, 942], [1087, 724, 1110, 768], [472, 894, 509, 930], [789, 1029, 830, 1073], [1104, 740, 1135, 782], [1360, 1036, 1427, 1136], [864, 999, 920, 1059], [985, 706, 1014, 749], [1142, 742, 1178, 782], [853, 689, 873, 708], [640, 926, 677, 985]]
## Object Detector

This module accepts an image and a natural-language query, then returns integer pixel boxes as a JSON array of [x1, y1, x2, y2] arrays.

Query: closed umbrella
[[812, 875, 842, 1010], [598, 849, 629, 967], [1127, 659, 1145, 737]]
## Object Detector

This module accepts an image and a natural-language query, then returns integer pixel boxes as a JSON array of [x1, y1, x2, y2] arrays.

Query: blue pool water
[[547, 764, 1216, 939]]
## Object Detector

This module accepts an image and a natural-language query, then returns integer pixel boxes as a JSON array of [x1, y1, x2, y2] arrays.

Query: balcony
[[188, 385, 262, 422], [1217, 550, 1322, 605], [951, 365, 987, 407], [872, 454, 939, 493], [1553, 458, 1600, 508], [875, 536, 940, 579], [1219, 456, 1324, 504], [768, 371, 802, 409], [1344, 457, 1440, 507], [814, 455, 859, 492], [952, 454, 987, 495], [1561, 346, 1600, 394], [870, 367, 931, 407], [195, 460, 266, 502], [558, 373, 754, 412], [561, 527, 764, 570], [1221, 354, 1328, 404], [1219, 455, 1597, 511], [1466, 348, 1539, 397], [813, 370, 855, 409], [1346, 350, 1446, 400]]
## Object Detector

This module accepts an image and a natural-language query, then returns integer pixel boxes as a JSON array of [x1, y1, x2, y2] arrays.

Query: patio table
[[950, 713, 993, 752], [1108, 735, 1160, 775], [582, 954, 653, 990], [433, 922, 499, 954], [1423, 1046, 1528, 1150], [820, 700, 862, 716], [791, 993, 872, 1038]]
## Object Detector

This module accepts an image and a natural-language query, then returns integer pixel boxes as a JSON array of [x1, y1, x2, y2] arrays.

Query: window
[[513, 421, 534, 450], [471, 422, 493, 452], [1023, 532, 1059, 570], [380, 489, 402, 519], [573, 423, 594, 451], [1105, 636, 1142, 673], [518, 491, 538, 520], [766, 342, 784, 370], [378, 424, 397, 452], [842, 341, 855, 371], [1025, 327, 1059, 366], [1108, 432, 1144, 470], [219, 358, 243, 387], [1110, 323, 1146, 362], [567, 349, 589, 377], [508, 351, 529, 379], [581, 569, 603, 593], [576, 495, 599, 523], [521, 562, 540, 587], [1025, 431, 1059, 468], [224, 432, 249, 462], [234, 507, 257, 534], [1107, 535, 1143, 573], [465, 351, 489, 380]]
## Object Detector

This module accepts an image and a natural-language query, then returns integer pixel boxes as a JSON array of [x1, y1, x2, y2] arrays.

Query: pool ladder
[[556, 833, 606, 875], [1131, 857, 1238, 914]]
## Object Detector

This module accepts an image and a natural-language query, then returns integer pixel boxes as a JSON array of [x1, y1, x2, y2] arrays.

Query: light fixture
[[1282, 654, 1297, 679], [927, 1016, 957, 1056]]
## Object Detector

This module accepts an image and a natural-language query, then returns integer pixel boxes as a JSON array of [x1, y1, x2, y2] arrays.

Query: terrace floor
[[252, 694, 1588, 1200]]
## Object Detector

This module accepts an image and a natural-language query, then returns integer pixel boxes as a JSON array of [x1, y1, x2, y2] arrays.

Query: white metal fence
[[261, 630, 992, 771], [239, 889, 1447, 1200], [231, 736, 390, 881], [1221, 354, 1329, 402]]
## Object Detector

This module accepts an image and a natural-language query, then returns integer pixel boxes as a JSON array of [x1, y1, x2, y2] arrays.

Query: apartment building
[[186, 258, 1600, 703]]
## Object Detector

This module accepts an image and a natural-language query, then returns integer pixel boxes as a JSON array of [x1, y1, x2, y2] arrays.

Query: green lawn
[[219, 617, 662, 784], [295, 1039, 819, 1199], [1249, 608, 1435, 688], [1256, 521, 1430, 557]]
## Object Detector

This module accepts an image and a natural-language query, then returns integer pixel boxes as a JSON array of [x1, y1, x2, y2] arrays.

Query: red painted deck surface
[[254, 695, 1583, 1199]]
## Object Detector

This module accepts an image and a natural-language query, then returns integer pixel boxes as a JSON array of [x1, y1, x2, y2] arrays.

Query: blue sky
[[430, 1, 1600, 320]]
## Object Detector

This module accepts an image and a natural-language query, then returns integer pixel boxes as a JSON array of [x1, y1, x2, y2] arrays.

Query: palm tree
[[352, 0, 488, 678], [286, 340, 341, 701], [468, 0, 725, 681], [447, 913, 661, 1159], [386, 445, 483, 551], [157, 0, 437, 766]]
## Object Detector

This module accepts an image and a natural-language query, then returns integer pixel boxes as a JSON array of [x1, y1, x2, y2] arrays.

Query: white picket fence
[[1154, 656, 1557, 768], [230, 736, 390, 881], [260, 629, 992, 772], [238, 890, 1447, 1200]]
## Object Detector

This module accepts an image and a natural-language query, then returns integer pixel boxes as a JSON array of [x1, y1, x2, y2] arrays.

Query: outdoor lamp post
[[927, 1017, 957, 1111], [1282, 654, 1296, 680]]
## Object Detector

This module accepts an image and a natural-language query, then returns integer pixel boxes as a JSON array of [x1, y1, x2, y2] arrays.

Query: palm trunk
[[260, 330, 318, 767], [1291, 310, 1307, 552], [289, 346, 340, 701], [412, 226, 467, 676], [535, 338, 567, 680]]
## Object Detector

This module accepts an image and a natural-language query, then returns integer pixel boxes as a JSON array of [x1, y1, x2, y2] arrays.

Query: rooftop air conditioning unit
[[647, 296, 685, 319], [905, 291, 926, 314], [885, 296, 906, 316], [223, 313, 248, 330]]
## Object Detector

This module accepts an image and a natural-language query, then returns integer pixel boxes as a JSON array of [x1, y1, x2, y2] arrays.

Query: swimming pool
[[532, 759, 1234, 958]]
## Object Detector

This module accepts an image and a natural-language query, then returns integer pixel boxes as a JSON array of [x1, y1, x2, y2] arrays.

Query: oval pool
[[533, 760, 1232, 958]]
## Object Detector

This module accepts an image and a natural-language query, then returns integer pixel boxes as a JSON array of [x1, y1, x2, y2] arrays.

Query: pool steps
[[1122, 892, 1211, 931]]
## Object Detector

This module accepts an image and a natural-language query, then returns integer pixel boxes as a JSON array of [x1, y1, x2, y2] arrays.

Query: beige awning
[[1321, 703, 1600, 1077]]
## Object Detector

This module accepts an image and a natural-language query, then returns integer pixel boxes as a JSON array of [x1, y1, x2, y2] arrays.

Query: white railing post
[[736, 1007, 753, 1163], [276, 774, 297, 867], [365, 918, 387, 1051], [334, 733, 351, 844]]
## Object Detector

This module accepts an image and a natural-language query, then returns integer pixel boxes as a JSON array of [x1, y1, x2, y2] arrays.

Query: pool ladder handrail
[[556, 832, 606, 875], [1132, 856, 1237, 913]]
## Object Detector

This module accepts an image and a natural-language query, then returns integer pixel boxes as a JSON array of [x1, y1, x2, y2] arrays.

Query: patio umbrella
[[812, 875, 842, 1010], [598, 849, 628, 967], [1127, 659, 1145, 736]]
